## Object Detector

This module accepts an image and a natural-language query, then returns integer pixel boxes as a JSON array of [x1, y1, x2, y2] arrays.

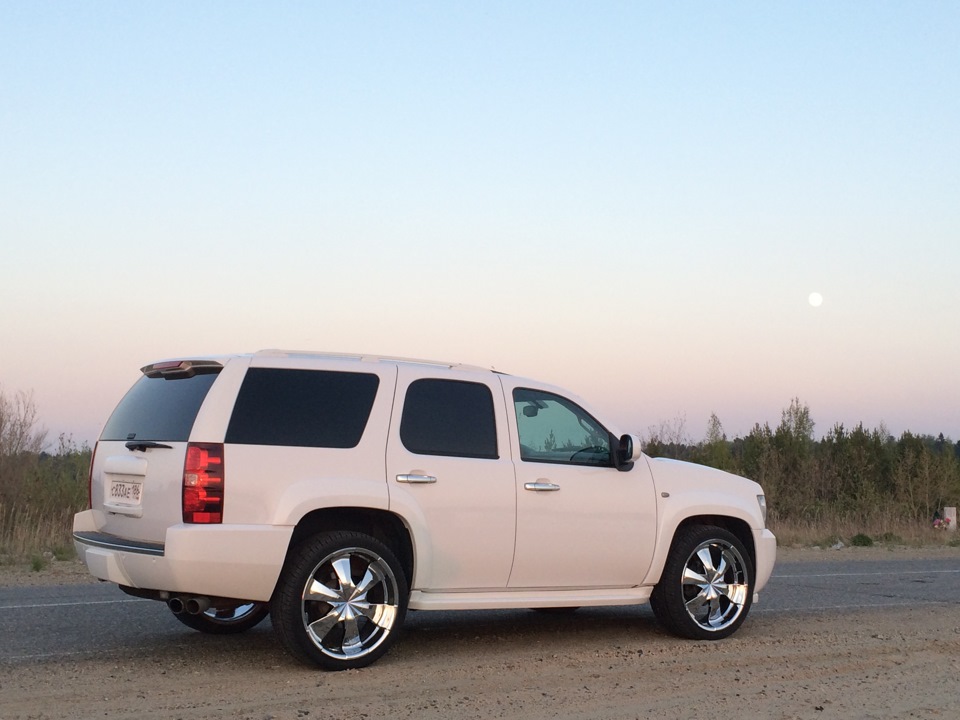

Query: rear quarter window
[[225, 368, 379, 448], [100, 371, 220, 442]]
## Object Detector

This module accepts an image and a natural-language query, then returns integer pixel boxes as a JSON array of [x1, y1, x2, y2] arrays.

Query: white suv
[[74, 350, 776, 670]]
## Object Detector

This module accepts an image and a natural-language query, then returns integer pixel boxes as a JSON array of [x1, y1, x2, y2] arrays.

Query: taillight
[[182, 443, 224, 524], [87, 442, 98, 508]]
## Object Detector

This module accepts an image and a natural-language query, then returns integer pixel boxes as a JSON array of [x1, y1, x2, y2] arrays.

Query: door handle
[[396, 473, 437, 484], [524, 481, 560, 492]]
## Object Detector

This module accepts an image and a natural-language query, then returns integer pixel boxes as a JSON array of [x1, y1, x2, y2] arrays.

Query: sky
[[1, 2, 958, 449]]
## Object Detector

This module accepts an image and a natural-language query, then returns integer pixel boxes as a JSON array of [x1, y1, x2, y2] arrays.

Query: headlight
[[757, 495, 767, 525]]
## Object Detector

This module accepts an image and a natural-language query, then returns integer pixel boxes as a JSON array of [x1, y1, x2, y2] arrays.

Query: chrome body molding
[[73, 530, 165, 557]]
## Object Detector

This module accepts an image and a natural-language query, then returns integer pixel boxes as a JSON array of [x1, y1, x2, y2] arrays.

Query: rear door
[[92, 359, 227, 543], [386, 366, 516, 591]]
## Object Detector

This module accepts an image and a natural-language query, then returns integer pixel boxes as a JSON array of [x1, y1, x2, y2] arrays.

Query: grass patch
[[52, 545, 75, 561], [771, 518, 958, 548], [0, 504, 80, 563]]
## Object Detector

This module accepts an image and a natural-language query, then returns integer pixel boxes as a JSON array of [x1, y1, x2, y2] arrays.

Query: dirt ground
[[2, 545, 959, 720]]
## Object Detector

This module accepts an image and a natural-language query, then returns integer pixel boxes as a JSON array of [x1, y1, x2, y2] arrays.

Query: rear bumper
[[753, 528, 777, 595], [73, 510, 292, 602]]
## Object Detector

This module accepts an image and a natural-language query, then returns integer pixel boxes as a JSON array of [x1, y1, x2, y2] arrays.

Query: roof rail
[[254, 349, 497, 373]]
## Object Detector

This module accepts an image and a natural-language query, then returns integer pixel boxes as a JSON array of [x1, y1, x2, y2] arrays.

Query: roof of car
[[254, 349, 501, 374]]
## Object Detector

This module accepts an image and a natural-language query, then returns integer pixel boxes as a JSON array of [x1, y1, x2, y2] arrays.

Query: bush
[[851, 533, 874, 547], [1, 387, 90, 561]]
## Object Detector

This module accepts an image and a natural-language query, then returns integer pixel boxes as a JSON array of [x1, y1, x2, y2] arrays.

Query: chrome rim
[[203, 602, 262, 624], [300, 546, 401, 660], [681, 539, 749, 632]]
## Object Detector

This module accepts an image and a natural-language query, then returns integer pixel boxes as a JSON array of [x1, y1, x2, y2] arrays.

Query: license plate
[[108, 480, 142, 505]]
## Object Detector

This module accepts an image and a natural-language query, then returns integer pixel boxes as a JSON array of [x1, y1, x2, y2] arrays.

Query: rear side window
[[100, 372, 219, 442], [225, 368, 379, 448], [400, 379, 498, 459]]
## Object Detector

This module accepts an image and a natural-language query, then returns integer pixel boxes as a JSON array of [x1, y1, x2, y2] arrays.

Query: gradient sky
[[2, 2, 958, 448]]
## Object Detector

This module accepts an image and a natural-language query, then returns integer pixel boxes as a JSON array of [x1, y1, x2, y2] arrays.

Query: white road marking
[[772, 569, 959, 579], [0, 598, 146, 611]]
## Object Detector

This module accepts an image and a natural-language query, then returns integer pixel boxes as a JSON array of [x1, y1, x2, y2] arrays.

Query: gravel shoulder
[[2, 545, 958, 720]]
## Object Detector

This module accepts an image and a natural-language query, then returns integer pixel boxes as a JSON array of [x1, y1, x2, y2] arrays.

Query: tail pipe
[[168, 596, 212, 615]]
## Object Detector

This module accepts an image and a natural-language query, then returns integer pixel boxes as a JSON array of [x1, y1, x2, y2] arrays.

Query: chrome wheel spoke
[[340, 614, 363, 656], [682, 566, 708, 587], [706, 595, 724, 625], [723, 582, 749, 606], [305, 578, 340, 602], [308, 608, 342, 642], [695, 547, 717, 576], [362, 601, 397, 628], [354, 566, 381, 597], [684, 590, 710, 616], [331, 556, 356, 592]]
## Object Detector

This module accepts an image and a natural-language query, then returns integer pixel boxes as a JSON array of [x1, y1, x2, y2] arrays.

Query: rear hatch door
[[92, 360, 224, 543]]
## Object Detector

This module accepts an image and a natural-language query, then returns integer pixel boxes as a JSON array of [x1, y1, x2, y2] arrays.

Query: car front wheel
[[271, 531, 408, 670], [650, 525, 753, 640]]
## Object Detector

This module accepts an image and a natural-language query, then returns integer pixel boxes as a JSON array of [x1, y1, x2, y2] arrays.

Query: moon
[[808, 292, 823, 307]]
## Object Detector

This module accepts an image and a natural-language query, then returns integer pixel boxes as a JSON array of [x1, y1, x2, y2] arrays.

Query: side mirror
[[615, 433, 642, 471]]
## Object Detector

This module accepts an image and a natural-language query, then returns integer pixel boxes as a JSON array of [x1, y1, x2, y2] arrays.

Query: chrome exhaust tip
[[185, 596, 212, 615]]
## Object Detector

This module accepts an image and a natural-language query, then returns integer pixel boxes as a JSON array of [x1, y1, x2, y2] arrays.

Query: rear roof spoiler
[[141, 359, 223, 379]]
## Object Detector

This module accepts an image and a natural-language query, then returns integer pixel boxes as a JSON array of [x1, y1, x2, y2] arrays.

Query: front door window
[[513, 388, 612, 467]]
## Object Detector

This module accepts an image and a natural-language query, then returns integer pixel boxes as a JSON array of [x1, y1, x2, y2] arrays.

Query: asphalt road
[[1, 557, 958, 665]]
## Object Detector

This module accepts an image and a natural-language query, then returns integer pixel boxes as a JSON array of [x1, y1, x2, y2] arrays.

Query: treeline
[[644, 398, 960, 527], [0, 387, 91, 559], [2, 385, 959, 559]]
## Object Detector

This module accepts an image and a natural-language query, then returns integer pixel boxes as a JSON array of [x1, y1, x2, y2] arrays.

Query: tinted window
[[400, 379, 498, 459], [513, 387, 612, 467], [101, 371, 219, 442], [225, 368, 379, 448]]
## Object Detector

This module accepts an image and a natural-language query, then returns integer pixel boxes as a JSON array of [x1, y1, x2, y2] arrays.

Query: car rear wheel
[[650, 525, 753, 640], [271, 531, 408, 670], [172, 602, 269, 635]]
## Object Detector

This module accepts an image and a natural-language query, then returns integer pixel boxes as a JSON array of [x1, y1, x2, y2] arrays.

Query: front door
[[503, 381, 658, 589]]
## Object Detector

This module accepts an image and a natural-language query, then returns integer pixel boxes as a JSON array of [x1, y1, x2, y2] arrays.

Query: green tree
[[697, 413, 734, 471]]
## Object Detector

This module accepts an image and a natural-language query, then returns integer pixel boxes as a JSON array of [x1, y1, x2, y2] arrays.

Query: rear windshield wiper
[[125, 441, 173, 452]]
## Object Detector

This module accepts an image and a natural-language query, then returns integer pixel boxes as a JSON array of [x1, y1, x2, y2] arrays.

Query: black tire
[[650, 525, 753, 640], [270, 531, 408, 670], [172, 602, 269, 635]]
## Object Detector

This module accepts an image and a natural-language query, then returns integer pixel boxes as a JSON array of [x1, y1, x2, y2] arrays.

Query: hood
[[646, 456, 764, 496]]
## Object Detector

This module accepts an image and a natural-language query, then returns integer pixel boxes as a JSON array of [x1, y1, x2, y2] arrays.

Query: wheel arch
[[286, 507, 415, 588], [673, 515, 756, 568], [645, 513, 757, 586]]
